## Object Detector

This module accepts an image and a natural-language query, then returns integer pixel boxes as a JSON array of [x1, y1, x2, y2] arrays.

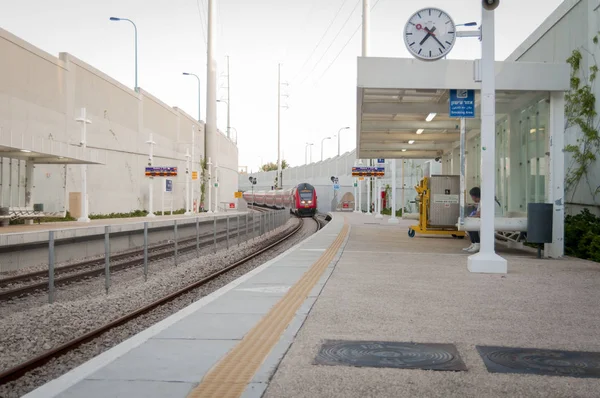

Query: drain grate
[[477, 346, 600, 378], [314, 340, 467, 371]]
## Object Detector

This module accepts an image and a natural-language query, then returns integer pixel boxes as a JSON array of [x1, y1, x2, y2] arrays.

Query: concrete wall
[[238, 149, 432, 214], [0, 27, 238, 215], [506, 0, 599, 214]]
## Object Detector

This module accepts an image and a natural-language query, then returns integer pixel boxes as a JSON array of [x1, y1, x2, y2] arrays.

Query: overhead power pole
[[276, 63, 282, 189], [226, 55, 231, 139]]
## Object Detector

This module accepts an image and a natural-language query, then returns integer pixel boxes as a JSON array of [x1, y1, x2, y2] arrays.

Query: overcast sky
[[1, 0, 564, 171]]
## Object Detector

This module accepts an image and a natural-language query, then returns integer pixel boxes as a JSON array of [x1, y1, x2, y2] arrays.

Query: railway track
[[0, 215, 313, 386], [0, 211, 273, 301]]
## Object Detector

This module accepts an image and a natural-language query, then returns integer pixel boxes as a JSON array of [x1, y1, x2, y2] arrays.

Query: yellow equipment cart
[[408, 175, 466, 239]]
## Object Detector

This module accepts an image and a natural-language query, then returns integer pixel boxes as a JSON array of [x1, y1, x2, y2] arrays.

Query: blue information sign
[[377, 158, 385, 164], [449, 89, 475, 118], [165, 179, 173, 192]]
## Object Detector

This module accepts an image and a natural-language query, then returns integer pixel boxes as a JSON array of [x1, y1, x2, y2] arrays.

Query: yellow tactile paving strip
[[187, 220, 349, 398]]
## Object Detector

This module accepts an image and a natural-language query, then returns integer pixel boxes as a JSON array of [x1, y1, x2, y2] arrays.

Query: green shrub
[[564, 209, 600, 261], [381, 208, 403, 217]]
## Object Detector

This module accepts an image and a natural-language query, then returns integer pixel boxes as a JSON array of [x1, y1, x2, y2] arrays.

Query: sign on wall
[[192, 171, 199, 180], [234, 191, 243, 198], [165, 179, 173, 192], [449, 89, 475, 118], [145, 166, 178, 177]]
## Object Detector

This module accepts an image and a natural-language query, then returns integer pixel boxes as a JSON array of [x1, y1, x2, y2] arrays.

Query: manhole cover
[[477, 346, 600, 378], [314, 340, 467, 371]]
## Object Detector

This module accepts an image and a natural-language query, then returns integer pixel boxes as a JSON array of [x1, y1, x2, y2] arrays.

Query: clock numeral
[[445, 41, 452, 45], [429, 50, 432, 57], [406, 32, 413, 35], [448, 31, 455, 34], [439, 48, 443, 54], [409, 42, 415, 47], [428, 9, 431, 16], [417, 12, 421, 18], [418, 49, 422, 55], [446, 20, 451, 24], [439, 11, 442, 17]]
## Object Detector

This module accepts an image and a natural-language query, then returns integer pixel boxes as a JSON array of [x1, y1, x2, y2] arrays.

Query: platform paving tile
[[239, 264, 309, 284], [56, 379, 195, 398], [154, 313, 265, 340], [195, 292, 283, 314], [86, 339, 236, 383]]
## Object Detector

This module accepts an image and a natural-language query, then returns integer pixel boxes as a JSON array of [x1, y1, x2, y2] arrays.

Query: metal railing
[[41, 210, 289, 303]]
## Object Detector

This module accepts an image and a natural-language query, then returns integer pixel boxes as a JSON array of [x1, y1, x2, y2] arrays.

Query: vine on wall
[[200, 157, 208, 210], [565, 33, 600, 200]]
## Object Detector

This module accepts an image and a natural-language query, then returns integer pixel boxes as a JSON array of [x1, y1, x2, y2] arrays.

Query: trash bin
[[527, 203, 553, 258]]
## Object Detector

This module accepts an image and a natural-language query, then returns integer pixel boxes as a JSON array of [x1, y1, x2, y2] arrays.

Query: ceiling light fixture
[[408, 140, 415, 144], [426, 113, 437, 122], [20, 149, 31, 153], [416, 129, 424, 135], [401, 149, 407, 152]]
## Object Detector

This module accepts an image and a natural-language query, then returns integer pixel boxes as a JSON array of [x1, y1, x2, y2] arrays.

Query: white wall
[[0, 28, 238, 215], [506, 0, 599, 214]]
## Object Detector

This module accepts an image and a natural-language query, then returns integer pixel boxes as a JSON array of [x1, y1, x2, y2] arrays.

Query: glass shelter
[[356, 57, 569, 257]]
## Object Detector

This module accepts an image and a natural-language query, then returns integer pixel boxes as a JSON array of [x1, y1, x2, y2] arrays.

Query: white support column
[[215, 163, 219, 213], [184, 148, 191, 215], [389, 159, 398, 223], [375, 178, 383, 218], [354, 177, 359, 212], [459, 118, 466, 226], [401, 160, 405, 213], [365, 177, 371, 215], [207, 157, 213, 213], [468, 6, 507, 274], [75, 108, 92, 222], [546, 92, 565, 258], [146, 133, 156, 218], [191, 126, 196, 213]]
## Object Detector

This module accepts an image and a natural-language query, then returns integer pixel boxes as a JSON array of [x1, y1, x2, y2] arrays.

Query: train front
[[296, 183, 317, 216]]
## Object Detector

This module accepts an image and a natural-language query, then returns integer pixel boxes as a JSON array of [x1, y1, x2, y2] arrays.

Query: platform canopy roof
[[0, 129, 105, 164], [356, 57, 570, 160]]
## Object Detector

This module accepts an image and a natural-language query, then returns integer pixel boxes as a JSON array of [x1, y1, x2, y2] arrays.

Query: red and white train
[[243, 182, 318, 217]]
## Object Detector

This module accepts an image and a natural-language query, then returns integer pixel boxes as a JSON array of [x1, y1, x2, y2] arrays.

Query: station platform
[[0, 212, 247, 251], [24, 212, 600, 397]]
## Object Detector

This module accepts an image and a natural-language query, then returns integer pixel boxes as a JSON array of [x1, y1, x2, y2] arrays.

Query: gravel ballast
[[0, 215, 321, 398]]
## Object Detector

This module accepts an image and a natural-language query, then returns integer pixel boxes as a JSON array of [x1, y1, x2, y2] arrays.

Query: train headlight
[[301, 200, 306, 204], [308, 201, 312, 204]]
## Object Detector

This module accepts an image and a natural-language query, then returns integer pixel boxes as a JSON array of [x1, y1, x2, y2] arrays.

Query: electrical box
[[428, 175, 460, 227]]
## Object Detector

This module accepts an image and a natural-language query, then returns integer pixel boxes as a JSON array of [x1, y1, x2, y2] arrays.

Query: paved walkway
[[265, 212, 600, 397]]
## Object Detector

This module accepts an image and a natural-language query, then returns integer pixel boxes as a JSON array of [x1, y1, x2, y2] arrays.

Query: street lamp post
[[305, 143, 313, 165], [217, 99, 230, 140], [337, 126, 350, 157], [182, 72, 201, 121], [109, 17, 138, 92], [320, 136, 331, 161]]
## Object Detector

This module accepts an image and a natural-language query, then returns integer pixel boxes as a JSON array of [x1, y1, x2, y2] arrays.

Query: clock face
[[404, 8, 456, 61]]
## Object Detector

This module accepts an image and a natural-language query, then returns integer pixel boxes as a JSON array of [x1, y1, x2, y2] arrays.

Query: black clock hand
[[419, 26, 437, 45], [431, 34, 445, 49]]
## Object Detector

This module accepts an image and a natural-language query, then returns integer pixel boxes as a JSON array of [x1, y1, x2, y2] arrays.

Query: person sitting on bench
[[463, 187, 481, 253]]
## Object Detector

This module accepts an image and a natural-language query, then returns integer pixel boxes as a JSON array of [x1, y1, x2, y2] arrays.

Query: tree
[[260, 160, 289, 172], [565, 33, 600, 202]]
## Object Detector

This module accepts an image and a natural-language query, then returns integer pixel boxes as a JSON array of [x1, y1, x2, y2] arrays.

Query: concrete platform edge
[[240, 215, 351, 398], [22, 215, 336, 398]]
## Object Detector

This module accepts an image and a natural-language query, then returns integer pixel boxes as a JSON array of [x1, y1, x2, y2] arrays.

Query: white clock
[[403, 7, 456, 61]]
